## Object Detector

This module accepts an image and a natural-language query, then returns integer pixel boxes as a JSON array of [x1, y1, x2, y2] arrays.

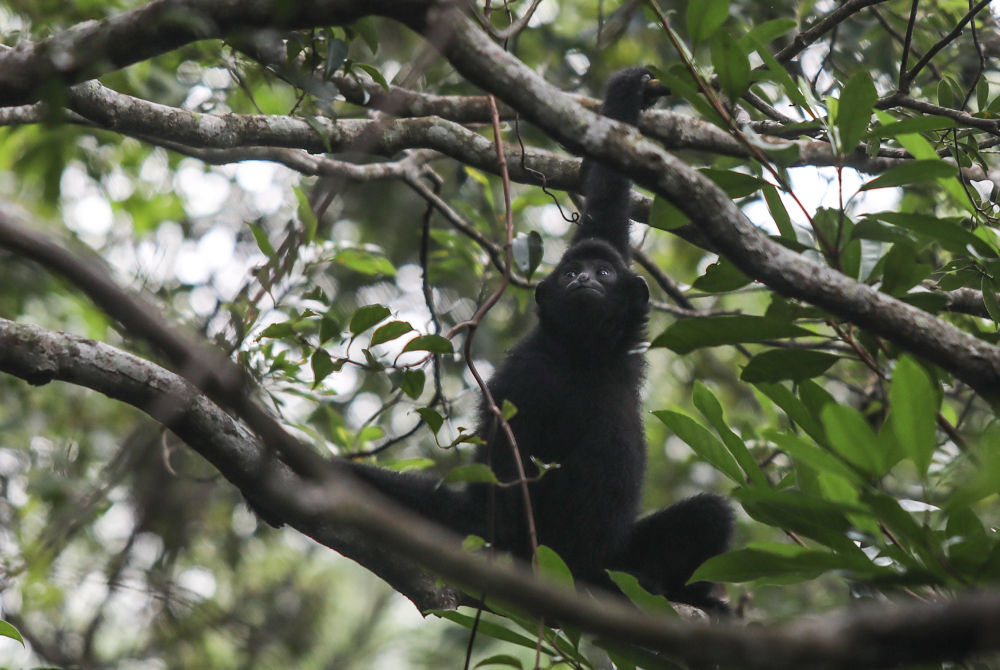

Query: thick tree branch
[[774, 0, 893, 64], [934, 285, 991, 319], [0, 315, 459, 611], [66, 81, 580, 188], [0, 0, 426, 106], [328, 69, 506, 124], [54, 81, 923, 257], [56, 81, 718, 251], [60, 79, 911, 176]]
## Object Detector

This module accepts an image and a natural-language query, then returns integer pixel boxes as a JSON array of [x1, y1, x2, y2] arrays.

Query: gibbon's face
[[555, 256, 620, 299], [535, 240, 649, 342]]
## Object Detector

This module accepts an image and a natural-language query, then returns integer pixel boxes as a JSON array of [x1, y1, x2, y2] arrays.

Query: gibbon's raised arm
[[572, 67, 668, 259]]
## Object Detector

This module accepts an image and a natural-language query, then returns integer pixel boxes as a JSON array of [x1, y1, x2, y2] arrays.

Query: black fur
[[611, 494, 734, 611], [350, 68, 732, 610], [471, 237, 650, 583], [573, 66, 668, 258]]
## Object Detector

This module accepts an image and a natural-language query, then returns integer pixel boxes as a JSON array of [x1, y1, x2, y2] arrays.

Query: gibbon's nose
[[569, 273, 596, 291]]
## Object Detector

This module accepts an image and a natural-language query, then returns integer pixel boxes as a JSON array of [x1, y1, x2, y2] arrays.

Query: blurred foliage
[[1, 0, 1000, 668]]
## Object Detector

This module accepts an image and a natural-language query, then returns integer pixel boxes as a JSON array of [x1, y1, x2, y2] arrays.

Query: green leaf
[[399, 369, 425, 399], [734, 488, 863, 553], [430, 610, 547, 651], [888, 356, 938, 475], [334, 248, 397, 277], [692, 543, 881, 583], [740, 349, 839, 383], [534, 546, 574, 587], [687, 0, 729, 44], [860, 160, 955, 190], [463, 534, 487, 551], [401, 334, 454, 354], [311, 349, 343, 386], [765, 430, 864, 486], [655, 68, 727, 127], [745, 37, 809, 110], [248, 222, 276, 260], [501, 399, 518, 421], [358, 425, 385, 444], [864, 116, 957, 140], [701, 168, 764, 198], [875, 111, 973, 211], [653, 411, 744, 483], [352, 17, 379, 54], [835, 237, 860, 279], [598, 641, 684, 670], [356, 63, 389, 89], [416, 407, 444, 433], [754, 382, 828, 448], [937, 78, 956, 108], [691, 257, 751, 292], [349, 304, 391, 334], [474, 654, 523, 670], [692, 382, 767, 485], [836, 71, 877, 151], [385, 457, 434, 472], [651, 316, 814, 354], [851, 218, 911, 245], [762, 183, 795, 240], [512, 231, 543, 280], [295, 187, 318, 242], [737, 18, 797, 50], [361, 348, 383, 371], [945, 506, 986, 539], [977, 77, 990, 111], [301, 115, 333, 152], [861, 490, 933, 552], [370, 320, 413, 346], [946, 433, 1000, 511], [0, 621, 23, 646], [820, 404, 882, 476], [476, 600, 549, 650], [319, 314, 340, 344], [606, 571, 676, 615], [817, 471, 880, 538], [649, 195, 689, 230], [871, 212, 996, 258], [323, 37, 349, 79], [799, 379, 837, 421], [529, 456, 560, 478], [982, 277, 1000, 325], [258, 321, 296, 339], [441, 463, 499, 484], [898, 292, 948, 314], [880, 242, 930, 296], [710, 33, 751, 102]]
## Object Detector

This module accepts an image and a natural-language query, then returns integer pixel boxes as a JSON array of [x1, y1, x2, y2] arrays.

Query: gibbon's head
[[535, 239, 649, 349]]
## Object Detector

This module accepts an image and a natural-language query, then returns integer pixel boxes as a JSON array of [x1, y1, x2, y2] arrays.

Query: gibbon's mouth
[[568, 283, 605, 295]]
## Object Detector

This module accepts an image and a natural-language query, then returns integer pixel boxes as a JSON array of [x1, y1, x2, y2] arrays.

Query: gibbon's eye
[[563, 268, 578, 278]]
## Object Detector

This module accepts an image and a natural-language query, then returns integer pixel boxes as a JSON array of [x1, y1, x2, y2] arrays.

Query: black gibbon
[[349, 68, 733, 611]]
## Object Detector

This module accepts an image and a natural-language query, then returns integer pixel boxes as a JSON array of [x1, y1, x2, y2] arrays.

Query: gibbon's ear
[[631, 275, 649, 306], [535, 274, 554, 306]]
